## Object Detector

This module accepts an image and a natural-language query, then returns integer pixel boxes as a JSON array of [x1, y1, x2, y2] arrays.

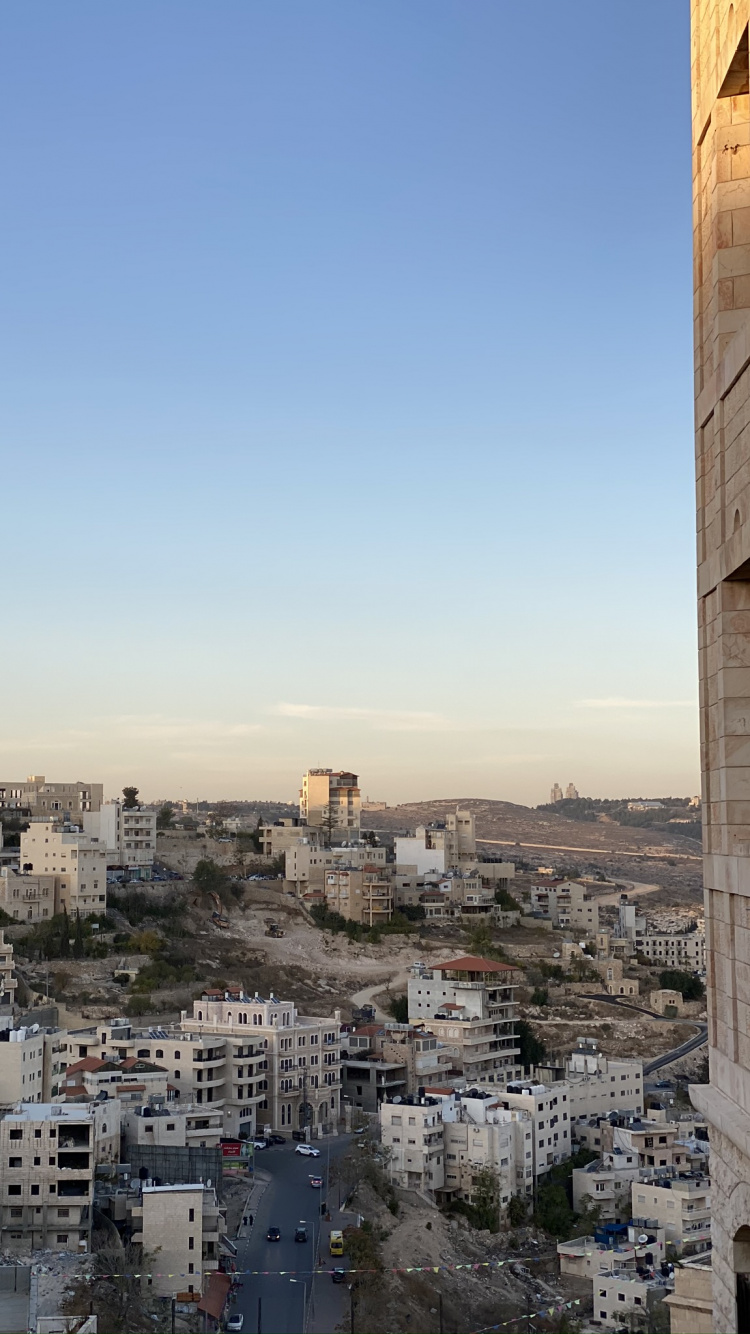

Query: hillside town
[[0, 771, 711, 1333]]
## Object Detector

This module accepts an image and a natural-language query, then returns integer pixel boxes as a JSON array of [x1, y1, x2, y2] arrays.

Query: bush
[[125, 994, 153, 1017], [388, 994, 409, 1024], [530, 987, 549, 1006], [659, 969, 705, 1001]]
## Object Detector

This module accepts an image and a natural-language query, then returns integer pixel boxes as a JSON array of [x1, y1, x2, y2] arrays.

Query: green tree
[[72, 911, 84, 959], [534, 1183, 574, 1238], [59, 907, 70, 958], [507, 1194, 528, 1227], [122, 787, 139, 809], [156, 804, 174, 829], [658, 969, 705, 1001], [388, 994, 409, 1023], [494, 887, 521, 911], [530, 986, 549, 1006], [468, 1165, 501, 1231], [193, 858, 230, 896], [517, 1019, 547, 1068]]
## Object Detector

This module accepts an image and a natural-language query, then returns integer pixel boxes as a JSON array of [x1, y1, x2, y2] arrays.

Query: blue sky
[[0, 1, 697, 805]]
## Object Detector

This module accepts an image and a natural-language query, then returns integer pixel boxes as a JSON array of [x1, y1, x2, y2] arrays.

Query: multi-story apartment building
[[323, 867, 393, 925], [632, 1173, 712, 1257], [529, 880, 599, 934], [497, 1079, 572, 1179], [380, 1093, 444, 1193], [408, 956, 521, 1086], [300, 770, 361, 837], [341, 1022, 455, 1110], [60, 1055, 172, 1103], [592, 1271, 673, 1331], [122, 1101, 224, 1151], [558, 1222, 667, 1283], [0, 1022, 68, 1104], [131, 1182, 224, 1298], [636, 926, 706, 971], [259, 819, 322, 859], [83, 800, 157, 878], [0, 777, 102, 819], [285, 840, 388, 896], [20, 822, 107, 917], [599, 1115, 682, 1172], [0, 868, 59, 922], [538, 1038, 644, 1125], [68, 993, 342, 1139], [0, 1101, 119, 1251], [439, 1089, 534, 1207], [395, 810, 477, 875], [0, 930, 16, 1008], [572, 1151, 643, 1224]]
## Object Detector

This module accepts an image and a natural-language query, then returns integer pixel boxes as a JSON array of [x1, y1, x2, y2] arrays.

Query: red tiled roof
[[438, 1003, 464, 1010], [198, 1271, 231, 1320], [435, 955, 516, 973], [66, 1057, 107, 1075]]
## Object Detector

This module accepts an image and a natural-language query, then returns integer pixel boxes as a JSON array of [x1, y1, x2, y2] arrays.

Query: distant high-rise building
[[550, 783, 564, 804], [565, 783, 579, 800], [300, 769, 361, 839]]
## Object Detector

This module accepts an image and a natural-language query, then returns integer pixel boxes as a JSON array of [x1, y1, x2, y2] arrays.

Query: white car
[[226, 1316, 244, 1332], [252, 1139, 267, 1150], [294, 1143, 320, 1157]]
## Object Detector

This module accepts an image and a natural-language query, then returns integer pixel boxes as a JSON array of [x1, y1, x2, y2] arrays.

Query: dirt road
[[478, 837, 701, 862]]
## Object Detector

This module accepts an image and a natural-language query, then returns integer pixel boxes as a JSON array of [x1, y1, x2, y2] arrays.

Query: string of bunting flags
[[470, 1300, 581, 1332]]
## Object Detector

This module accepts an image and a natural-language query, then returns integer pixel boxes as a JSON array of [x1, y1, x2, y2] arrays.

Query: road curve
[[577, 993, 707, 1073]]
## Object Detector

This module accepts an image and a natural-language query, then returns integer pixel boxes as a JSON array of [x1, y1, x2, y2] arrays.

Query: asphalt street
[[230, 1136, 353, 1334]]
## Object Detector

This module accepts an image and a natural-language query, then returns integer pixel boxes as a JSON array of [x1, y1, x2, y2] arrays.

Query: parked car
[[267, 1134, 286, 1145], [226, 1316, 244, 1331], [294, 1225, 308, 1243], [267, 1226, 281, 1242], [252, 1139, 267, 1150], [310, 1176, 324, 1188], [295, 1144, 320, 1157], [331, 1269, 347, 1284]]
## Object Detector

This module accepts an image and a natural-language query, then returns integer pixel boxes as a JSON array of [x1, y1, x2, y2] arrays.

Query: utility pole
[[438, 1292, 444, 1334], [171, 1297, 176, 1334], [257, 1295, 262, 1334], [349, 1285, 355, 1334]]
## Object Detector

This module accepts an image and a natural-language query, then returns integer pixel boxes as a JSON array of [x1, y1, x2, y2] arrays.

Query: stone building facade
[[690, 3, 750, 1328]]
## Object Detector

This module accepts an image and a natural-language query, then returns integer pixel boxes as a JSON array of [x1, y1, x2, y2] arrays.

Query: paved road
[[580, 994, 708, 1073], [477, 837, 701, 862], [230, 1137, 353, 1334]]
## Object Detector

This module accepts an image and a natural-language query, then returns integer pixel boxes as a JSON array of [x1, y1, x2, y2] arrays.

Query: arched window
[[155, 1050, 163, 1059], [198, 1011, 203, 1021], [137, 1049, 149, 1058]]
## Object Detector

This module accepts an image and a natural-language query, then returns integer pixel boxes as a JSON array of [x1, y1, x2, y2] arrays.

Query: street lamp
[[289, 1278, 308, 1332]]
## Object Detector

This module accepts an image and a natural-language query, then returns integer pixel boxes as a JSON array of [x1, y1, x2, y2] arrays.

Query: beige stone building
[[323, 867, 393, 924], [0, 1100, 119, 1251], [284, 840, 387, 896], [0, 929, 16, 1008], [20, 823, 107, 917], [0, 1023, 67, 1104], [380, 1093, 444, 1193], [0, 868, 58, 922], [0, 777, 102, 819], [260, 818, 322, 859], [649, 988, 685, 1017], [131, 1182, 224, 1298], [82, 799, 157, 877], [121, 1102, 224, 1150], [664, 1258, 714, 1334], [689, 6, 750, 1328], [300, 769, 360, 836], [631, 1173, 712, 1257], [395, 810, 477, 875]]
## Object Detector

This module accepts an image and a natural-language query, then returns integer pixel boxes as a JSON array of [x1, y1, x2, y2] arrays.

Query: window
[[9, 1208, 22, 1218], [57, 1234, 69, 1244], [57, 1208, 69, 1218], [188, 1237, 195, 1250], [189, 1208, 195, 1222], [8, 1158, 21, 1168], [7, 1186, 21, 1196], [31, 1186, 39, 1197]]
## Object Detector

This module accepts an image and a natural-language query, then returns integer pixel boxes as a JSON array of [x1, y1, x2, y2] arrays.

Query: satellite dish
[[638, 1234, 649, 1245], [392, 1095, 402, 1104]]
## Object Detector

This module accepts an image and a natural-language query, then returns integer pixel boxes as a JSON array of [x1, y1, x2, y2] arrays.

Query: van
[[329, 1230, 344, 1256]]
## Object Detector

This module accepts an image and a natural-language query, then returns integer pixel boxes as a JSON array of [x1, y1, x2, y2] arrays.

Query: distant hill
[[363, 796, 701, 861]]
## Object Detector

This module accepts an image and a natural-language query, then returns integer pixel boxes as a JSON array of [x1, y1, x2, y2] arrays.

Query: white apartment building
[[83, 800, 157, 877], [408, 956, 521, 1085], [131, 1182, 224, 1298], [544, 1038, 644, 1125], [636, 928, 706, 971], [20, 823, 107, 917], [395, 810, 476, 875], [0, 930, 16, 1008], [497, 1080, 572, 1178], [558, 1222, 667, 1282], [632, 1173, 712, 1256], [0, 1100, 119, 1251], [381, 1094, 444, 1193], [0, 777, 102, 819], [300, 769, 361, 836]]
